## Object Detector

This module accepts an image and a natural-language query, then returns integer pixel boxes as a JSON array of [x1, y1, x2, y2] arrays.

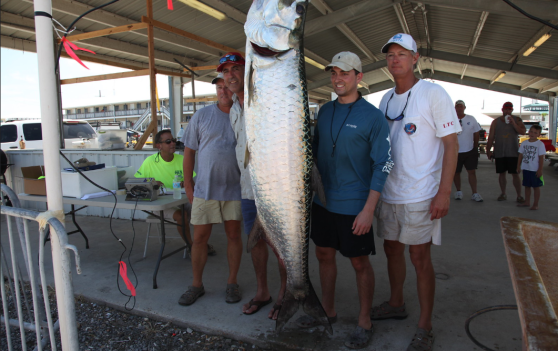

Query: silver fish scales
[[244, 0, 330, 333]]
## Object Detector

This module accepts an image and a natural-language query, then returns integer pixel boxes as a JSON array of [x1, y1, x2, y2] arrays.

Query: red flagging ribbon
[[119, 261, 136, 296], [61, 37, 96, 70], [167, 0, 173, 10]]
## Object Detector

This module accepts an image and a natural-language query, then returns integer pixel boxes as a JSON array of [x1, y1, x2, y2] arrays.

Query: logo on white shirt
[[443, 121, 455, 128]]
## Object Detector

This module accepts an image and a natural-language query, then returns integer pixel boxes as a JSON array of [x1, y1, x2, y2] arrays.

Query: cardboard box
[[21, 165, 47, 196], [61, 166, 118, 198]]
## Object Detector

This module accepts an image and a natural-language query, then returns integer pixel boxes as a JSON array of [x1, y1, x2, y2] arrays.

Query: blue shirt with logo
[[313, 97, 393, 216]]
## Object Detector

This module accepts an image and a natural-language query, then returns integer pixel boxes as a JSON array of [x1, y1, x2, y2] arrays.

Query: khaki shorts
[[190, 198, 242, 225], [162, 202, 192, 221], [375, 199, 442, 245]]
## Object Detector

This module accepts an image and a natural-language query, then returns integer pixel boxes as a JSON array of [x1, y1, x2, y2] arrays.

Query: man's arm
[[516, 153, 523, 174], [352, 190, 380, 235], [183, 147, 196, 203], [486, 119, 497, 160], [473, 131, 479, 153], [509, 115, 527, 135], [430, 133, 458, 220]]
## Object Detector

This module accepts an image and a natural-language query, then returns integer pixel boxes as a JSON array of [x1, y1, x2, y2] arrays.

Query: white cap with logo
[[211, 72, 224, 84], [382, 33, 418, 53], [325, 51, 362, 73]]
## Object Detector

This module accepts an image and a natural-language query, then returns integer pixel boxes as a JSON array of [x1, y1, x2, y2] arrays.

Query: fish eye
[[296, 4, 305, 15]]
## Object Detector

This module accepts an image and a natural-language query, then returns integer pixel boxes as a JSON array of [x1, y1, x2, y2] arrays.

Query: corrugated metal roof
[[1, 0, 556, 100]]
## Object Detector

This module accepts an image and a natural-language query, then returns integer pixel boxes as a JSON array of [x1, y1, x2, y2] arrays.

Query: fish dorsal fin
[[246, 214, 265, 253]]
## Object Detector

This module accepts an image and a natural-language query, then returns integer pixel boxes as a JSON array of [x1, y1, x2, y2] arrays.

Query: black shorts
[[456, 148, 479, 173], [495, 157, 519, 174], [310, 204, 375, 258]]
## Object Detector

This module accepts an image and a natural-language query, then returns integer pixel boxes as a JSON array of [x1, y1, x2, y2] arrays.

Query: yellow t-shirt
[[134, 153, 195, 190]]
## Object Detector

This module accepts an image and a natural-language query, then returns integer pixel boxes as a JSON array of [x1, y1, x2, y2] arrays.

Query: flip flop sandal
[[344, 325, 374, 350], [407, 328, 435, 351], [268, 303, 282, 320], [243, 297, 272, 315], [370, 301, 408, 320], [295, 314, 337, 328]]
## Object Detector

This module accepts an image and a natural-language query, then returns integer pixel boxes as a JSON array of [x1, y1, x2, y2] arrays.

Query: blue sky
[[1, 47, 536, 120]]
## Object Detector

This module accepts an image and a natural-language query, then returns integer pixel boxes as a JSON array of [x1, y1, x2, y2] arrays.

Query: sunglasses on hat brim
[[219, 54, 244, 65]]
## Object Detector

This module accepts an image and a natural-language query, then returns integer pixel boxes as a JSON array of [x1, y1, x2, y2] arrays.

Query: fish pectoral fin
[[275, 290, 300, 332], [302, 281, 333, 335], [311, 160, 327, 206], [244, 145, 251, 169], [246, 215, 264, 253]]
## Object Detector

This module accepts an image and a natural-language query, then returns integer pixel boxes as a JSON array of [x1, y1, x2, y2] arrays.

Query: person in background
[[134, 129, 193, 247], [516, 125, 545, 210], [486, 102, 526, 202], [180, 72, 243, 306], [453, 100, 483, 202]]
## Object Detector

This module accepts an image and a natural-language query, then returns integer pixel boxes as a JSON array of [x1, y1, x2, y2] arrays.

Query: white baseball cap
[[381, 33, 418, 53], [325, 51, 362, 73], [211, 72, 224, 84]]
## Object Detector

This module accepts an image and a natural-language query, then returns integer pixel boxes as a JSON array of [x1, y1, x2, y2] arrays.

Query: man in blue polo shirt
[[296, 51, 392, 349]]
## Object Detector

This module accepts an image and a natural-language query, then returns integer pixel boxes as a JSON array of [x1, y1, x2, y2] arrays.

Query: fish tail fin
[[302, 281, 333, 334], [275, 289, 300, 331], [246, 215, 264, 253]]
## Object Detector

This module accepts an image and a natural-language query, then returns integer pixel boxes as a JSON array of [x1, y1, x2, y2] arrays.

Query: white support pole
[[173, 76, 184, 133], [33, 1, 79, 350], [550, 97, 557, 147]]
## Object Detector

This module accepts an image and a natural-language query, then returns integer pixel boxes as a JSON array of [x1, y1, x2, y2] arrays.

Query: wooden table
[[19, 193, 189, 289]]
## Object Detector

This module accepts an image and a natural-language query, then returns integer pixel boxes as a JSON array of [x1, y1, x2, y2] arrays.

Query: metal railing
[[1, 184, 81, 350]]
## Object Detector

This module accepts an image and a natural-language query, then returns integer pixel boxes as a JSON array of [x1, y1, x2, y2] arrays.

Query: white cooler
[[61, 167, 118, 198]]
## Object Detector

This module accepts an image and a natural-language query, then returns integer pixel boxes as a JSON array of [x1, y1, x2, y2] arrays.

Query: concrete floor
[[2, 158, 558, 350]]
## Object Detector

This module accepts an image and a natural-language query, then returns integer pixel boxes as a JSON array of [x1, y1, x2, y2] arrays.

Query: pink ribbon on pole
[[61, 37, 96, 69], [119, 261, 136, 296], [167, 0, 173, 10]]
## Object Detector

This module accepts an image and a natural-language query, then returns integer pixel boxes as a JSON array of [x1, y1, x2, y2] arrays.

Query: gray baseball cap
[[211, 72, 224, 84], [455, 100, 466, 107], [325, 51, 362, 72]]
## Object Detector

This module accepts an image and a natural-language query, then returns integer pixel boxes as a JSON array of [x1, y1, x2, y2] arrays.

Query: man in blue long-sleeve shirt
[[296, 51, 392, 349]]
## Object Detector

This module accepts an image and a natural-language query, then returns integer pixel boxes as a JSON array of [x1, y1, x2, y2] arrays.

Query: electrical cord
[[502, 0, 558, 30], [59, 151, 137, 309], [464, 304, 518, 351]]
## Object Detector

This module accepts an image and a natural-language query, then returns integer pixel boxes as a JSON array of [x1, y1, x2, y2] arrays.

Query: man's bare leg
[[173, 210, 192, 246], [383, 240, 406, 308], [467, 169, 478, 194], [243, 239, 270, 314], [512, 173, 522, 198], [350, 256, 374, 330], [315, 246, 337, 318], [224, 220, 242, 285], [453, 172, 461, 191], [409, 242, 435, 331], [191, 224, 212, 288], [269, 262, 287, 320], [498, 172, 507, 196]]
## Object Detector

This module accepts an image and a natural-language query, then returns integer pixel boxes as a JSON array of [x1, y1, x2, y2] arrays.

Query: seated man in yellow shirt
[[135, 129, 215, 255]]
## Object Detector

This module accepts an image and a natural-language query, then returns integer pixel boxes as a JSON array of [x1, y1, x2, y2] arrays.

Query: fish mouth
[[251, 42, 288, 57]]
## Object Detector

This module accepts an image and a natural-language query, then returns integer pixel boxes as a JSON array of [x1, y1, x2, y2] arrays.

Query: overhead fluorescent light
[[523, 46, 537, 57], [494, 71, 506, 82], [533, 33, 551, 47], [178, 0, 227, 21], [304, 56, 325, 70], [522, 33, 551, 56]]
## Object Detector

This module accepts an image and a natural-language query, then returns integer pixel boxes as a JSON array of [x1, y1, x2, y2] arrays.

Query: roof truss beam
[[393, 3, 422, 75], [540, 81, 558, 94], [419, 0, 558, 21], [21, 0, 221, 61], [460, 11, 489, 79], [310, 0, 393, 81], [418, 49, 558, 81]]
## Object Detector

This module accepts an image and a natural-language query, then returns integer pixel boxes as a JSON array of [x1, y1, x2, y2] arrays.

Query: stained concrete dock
[[2, 158, 558, 350]]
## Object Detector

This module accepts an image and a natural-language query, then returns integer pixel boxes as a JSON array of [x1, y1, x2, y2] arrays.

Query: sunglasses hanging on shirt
[[384, 91, 411, 121]]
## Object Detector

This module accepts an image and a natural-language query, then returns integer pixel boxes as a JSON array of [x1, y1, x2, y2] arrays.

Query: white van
[[1, 119, 99, 150]]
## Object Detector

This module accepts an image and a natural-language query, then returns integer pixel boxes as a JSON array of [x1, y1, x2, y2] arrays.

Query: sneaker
[[471, 193, 483, 202], [225, 283, 241, 304], [407, 328, 434, 351], [454, 191, 463, 200]]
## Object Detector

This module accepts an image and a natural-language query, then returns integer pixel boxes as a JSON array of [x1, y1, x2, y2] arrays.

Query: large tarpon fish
[[244, 0, 331, 333]]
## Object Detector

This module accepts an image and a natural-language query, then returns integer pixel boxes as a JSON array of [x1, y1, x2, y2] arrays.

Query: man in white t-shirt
[[453, 100, 483, 202], [371, 33, 460, 351]]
